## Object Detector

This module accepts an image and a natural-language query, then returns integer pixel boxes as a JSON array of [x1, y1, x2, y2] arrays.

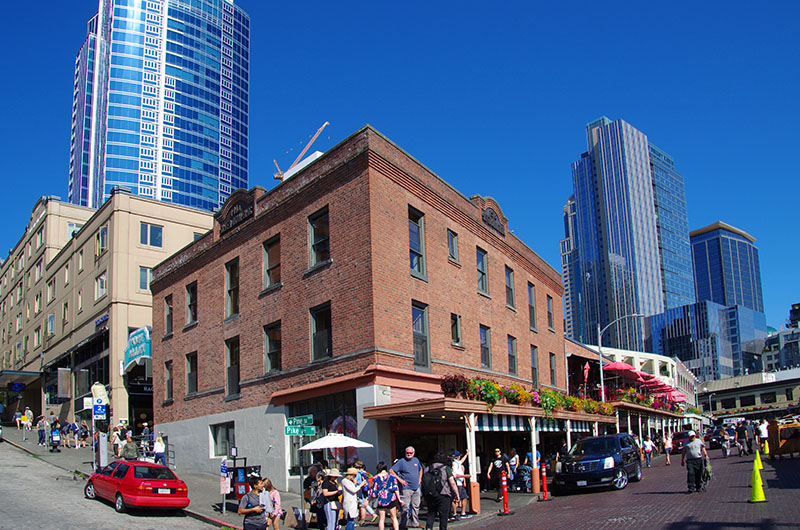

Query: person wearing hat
[[342, 468, 366, 530], [450, 450, 470, 520], [321, 468, 343, 530], [681, 430, 709, 493]]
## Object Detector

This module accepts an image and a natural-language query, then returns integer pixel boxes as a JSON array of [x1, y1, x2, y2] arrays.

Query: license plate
[[158, 488, 171, 494], [576, 480, 587, 487]]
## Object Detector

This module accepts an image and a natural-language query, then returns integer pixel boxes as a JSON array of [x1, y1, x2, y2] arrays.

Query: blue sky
[[2, 1, 798, 328]]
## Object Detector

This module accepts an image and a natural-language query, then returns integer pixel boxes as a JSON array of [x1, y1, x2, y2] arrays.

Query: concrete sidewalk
[[2, 425, 535, 529]]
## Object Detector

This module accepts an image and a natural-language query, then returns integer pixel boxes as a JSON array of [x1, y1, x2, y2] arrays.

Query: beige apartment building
[[0, 190, 212, 430]]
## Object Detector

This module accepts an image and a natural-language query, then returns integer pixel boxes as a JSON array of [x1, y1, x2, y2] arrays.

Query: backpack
[[421, 465, 445, 497]]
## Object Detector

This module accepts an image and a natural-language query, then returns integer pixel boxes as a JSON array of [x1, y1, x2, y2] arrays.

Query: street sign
[[285, 425, 316, 436], [287, 414, 314, 426], [93, 404, 106, 416]]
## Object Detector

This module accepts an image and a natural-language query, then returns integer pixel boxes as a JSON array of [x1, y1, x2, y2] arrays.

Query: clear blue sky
[[2, 1, 798, 329]]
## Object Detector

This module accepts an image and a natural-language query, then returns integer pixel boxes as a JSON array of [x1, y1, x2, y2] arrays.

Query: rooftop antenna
[[273, 121, 330, 180]]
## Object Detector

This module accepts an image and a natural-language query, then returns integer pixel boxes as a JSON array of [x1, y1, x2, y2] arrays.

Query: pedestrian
[[14, 410, 22, 430], [556, 438, 569, 463], [342, 468, 364, 530], [36, 416, 47, 446], [389, 446, 422, 529], [424, 452, 460, 530], [485, 447, 510, 502], [642, 435, 654, 468], [371, 462, 401, 530], [71, 420, 81, 449], [664, 431, 672, 465], [262, 477, 281, 530], [681, 430, 709, 494], [121, 433, 140, 461], [450, 450, 470, 519], [23, 407, 33, 431], [79, 420, 90, 448], [758, 420, 769, 451], [153, 436, 166, 466], [320, 468, 342, 530], [507, 448, 519, 483], [735, 421, 748, 456], [745, 421, 756, 455], [111, 426, 123, 457], [353, 460, 376, 525], [238, 475, 268, 530]]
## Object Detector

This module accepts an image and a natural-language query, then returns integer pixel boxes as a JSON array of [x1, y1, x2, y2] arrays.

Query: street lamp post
[[597, 314, 645, 402]]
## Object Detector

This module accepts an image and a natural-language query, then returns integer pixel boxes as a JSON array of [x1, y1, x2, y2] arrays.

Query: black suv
[[553, 433, 643, 492]]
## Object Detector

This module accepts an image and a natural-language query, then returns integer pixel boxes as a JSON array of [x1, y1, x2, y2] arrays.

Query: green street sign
[[287, 414, 314, 426], [285, 425, 316, 436]]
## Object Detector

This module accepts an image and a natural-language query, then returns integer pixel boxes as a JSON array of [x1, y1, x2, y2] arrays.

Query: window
[[35, 260, 43, 282], [78, 250, 84, 271], [226, 336, 240, 396], [77, 290, 83, 312], [451, 314, 462, 346], [480, 325, 491, 368], [64, 262, 70, 285], [211, 422, 234, 457], [158, 296, 172, 337], [408, 207, 426, 278], [528, 283, 537, 331], [165, 361, 173, 400], [309, 207, 330, 266], [186, 352, 198, 394], [546, 295, 554, 330], [47, 280, 55, 303], [787, 388, 794, 401], [263, 236, 281, 288], [476, 247, 488, 294], [412, 302, 429, 367], [95, 272, 107, 299], [507, 335, 517, 374], [505, 266, 515, 308], [95, 225, 108, 256], [140, 222, 163, 247], [47, 314, 55, 335], [224, 258, 239, 317], [719, 398, 735, 409], [62, 301, 69, 323], [531, 345, 539, 387], [311, 302, 332, 360], [739, 395, 755, 407], [186, 282, 198, 324], [549, 352, 557, 385], [34, 293, 41, 314], [139, 267, 153, 290], [264, 322, 281, 372], [761, 392, 776, 404], [34, 327, 41, 348], [447, 229, 459, 262]]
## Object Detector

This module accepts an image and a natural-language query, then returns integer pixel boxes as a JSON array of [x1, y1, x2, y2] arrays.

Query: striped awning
[[476, 414, 529, 432], [570, 420, 593, 433], [537, 418, 564, 432]]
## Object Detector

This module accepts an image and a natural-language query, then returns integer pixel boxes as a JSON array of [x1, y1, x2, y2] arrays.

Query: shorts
[[378, 499, 400, 511], [665, 448, 672, 454], [457, 485, 468, 499]]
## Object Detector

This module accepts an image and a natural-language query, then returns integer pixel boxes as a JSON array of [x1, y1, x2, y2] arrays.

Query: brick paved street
[[460, 452, 800, 530]]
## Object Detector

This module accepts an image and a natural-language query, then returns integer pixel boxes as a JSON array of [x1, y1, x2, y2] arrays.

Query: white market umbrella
[[299, 432, 373, 451]]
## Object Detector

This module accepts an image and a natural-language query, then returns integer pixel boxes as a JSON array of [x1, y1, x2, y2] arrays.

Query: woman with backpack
[[370, 462, 401, 530]]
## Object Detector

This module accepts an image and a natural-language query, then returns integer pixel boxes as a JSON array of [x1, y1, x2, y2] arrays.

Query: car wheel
[[631, 462, 642, 482], [611, 468, 628, 490], [115, 493, 126, 513], [84, 481, 96, 499]]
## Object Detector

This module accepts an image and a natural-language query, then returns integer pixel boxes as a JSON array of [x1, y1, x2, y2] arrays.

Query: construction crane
[[273, 121, 330, 180]]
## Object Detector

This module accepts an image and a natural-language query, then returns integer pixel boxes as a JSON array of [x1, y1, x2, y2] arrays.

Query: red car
[[84, 460, 190, 513]]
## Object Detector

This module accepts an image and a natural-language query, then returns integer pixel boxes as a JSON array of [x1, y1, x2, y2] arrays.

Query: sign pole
[[299, 433, 307, 530]]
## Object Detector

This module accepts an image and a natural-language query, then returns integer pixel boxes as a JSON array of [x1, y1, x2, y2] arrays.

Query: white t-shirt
[[758, 423, 769, 439], [452, 459, 465, 487], [643, 440, 654, 453]]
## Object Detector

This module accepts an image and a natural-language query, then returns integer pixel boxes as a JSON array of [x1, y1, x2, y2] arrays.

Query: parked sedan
[[704, 428, 724, 449], [672, 431, 692, 452], [553, 433, 643, 492], [85, 460, 190, 513]]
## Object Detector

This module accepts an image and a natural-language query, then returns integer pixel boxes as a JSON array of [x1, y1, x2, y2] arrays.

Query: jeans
[[324, 502, 338, 530], [644, 451, 652, 467], [399, 487, 421, 527], [345, 516, 356, 530], [686, 458, 703, 491], [38, 430, 46, 444], [424, 494, 452, 530], [154, 452, 166, 466]]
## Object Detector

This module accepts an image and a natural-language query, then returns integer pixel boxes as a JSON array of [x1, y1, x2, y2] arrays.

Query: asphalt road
[[460, 450, 800, 530], [0, 442, 209, 530]]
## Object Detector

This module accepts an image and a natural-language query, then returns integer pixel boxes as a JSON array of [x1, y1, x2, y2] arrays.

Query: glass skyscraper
[[68, 0, 249, 211], [690, 222, 764, 313], [562, 117, 694, 350]]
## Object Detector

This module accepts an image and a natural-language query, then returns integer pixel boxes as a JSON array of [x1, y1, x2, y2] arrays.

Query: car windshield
[[133, 466, 177, 480], [569, 438, 618, 456], [674, 432, 690, 440]]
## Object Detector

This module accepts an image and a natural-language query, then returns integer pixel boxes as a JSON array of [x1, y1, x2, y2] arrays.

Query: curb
[[184, 509, 243, 530]]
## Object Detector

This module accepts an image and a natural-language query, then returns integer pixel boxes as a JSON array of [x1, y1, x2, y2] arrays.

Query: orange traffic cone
[[749, 462, 766, 503]]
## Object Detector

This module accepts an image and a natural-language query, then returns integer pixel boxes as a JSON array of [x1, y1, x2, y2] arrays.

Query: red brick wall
[[152, 126, 566, 425]]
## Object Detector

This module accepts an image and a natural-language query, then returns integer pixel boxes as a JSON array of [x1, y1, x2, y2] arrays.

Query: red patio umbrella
[[603, 361, 636, 373]]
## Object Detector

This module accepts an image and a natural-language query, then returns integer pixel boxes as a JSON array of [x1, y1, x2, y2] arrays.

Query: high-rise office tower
[[562, 117, 694, 350], [68, 0, 249, 211], [690, 222, 764, 313]]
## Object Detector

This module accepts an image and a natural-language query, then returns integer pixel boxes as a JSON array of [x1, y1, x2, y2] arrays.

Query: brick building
[[151, 125, 584, 492]]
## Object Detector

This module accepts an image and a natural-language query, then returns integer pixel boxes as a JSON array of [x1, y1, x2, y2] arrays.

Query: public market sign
[[124, 327, 152, 372]]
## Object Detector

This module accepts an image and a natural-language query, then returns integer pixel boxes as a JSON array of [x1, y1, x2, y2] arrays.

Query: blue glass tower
[[563, 117, 694, 350], [690, 222, 764, 313], [68, 0, 249, 211]]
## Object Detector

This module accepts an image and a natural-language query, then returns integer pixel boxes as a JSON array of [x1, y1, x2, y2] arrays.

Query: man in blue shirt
[[391, 446, 423, 528]]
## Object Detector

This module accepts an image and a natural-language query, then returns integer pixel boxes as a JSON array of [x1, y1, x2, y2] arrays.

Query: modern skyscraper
[[68, 0, 249, 212], [690, 221, 764, 313], [562, 117, 694, 350]]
